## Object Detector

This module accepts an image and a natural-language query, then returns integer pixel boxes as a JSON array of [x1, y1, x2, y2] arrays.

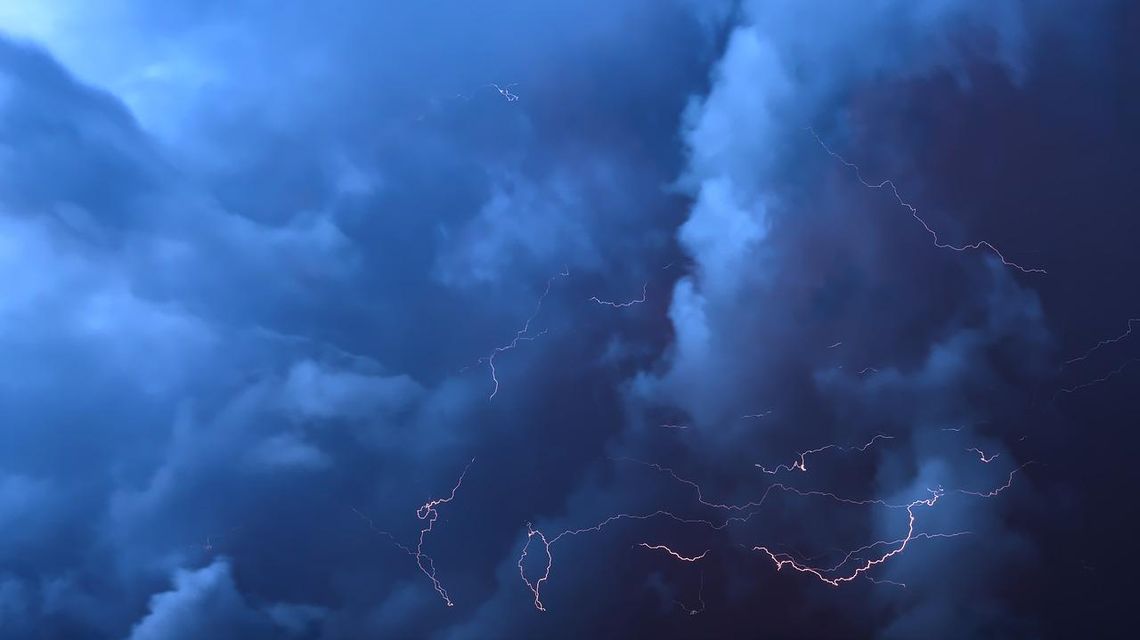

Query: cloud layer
[[0, 1, 1136, 638]]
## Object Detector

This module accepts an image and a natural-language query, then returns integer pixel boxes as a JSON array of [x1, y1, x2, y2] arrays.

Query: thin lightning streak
[[589, 282, 648, 308], [1058, 359, 1138, 395], [1064, 318, 1140, 365], [623, 456, 915, 511], [353, 507, 415, 556], [819, 532, 973, 573], [523, 454, 1029, 609], [753, 434, 894, 475], [865, 576, 907, 589], [956, 462, 1033, 498], [741, 410, 773, 420], [857, 367, 879, 375], [809, 128, 1047, 275], [635, 543, 709, 562], [479, 270, 568, 400], [660, 423, 690, 430], [966, 447, 999, 463], [827, 341, 843, 349]]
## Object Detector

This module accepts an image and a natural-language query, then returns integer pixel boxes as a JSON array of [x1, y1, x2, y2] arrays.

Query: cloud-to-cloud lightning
[[810, 129, 1047, 275], [356, 459, 475, 607], [589, 282, 648, 308]]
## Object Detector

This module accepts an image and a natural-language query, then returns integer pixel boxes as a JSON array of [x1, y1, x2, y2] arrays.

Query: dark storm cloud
[[0, 1, 715, 638], [0, 1, 1135, 638]]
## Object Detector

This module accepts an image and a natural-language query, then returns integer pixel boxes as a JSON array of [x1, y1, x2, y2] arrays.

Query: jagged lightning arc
[[589, 282, 648, 308], [478, 269, 568, 400], [810, 128, 1046, 275], [355, 459, 475, 607], [753, 434, 893, 475], [520, 448, 1031, 610], [1064, 317, 1140, 365]]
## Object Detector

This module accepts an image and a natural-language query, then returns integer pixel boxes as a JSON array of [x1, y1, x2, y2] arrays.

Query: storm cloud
[[0, 1, 1136, 638]]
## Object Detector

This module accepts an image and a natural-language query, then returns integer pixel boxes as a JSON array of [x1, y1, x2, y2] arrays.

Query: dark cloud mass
[[0, 1, 1137, 638]]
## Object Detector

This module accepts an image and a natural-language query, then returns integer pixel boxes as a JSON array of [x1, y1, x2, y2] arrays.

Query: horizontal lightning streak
[[635, 543, 709, 562], [752, 488, 944, 586], [753, 434, 893, 475], [589, 282, 648, 308]]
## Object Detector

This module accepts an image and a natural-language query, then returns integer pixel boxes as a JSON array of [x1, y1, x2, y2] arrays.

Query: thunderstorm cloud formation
[[0, 1, 1137, 638]]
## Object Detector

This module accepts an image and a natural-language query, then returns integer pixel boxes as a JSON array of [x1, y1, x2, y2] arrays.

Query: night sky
[[1, 2, 1138, 638]]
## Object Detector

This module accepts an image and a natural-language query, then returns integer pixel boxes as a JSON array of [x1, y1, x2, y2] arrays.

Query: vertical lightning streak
[[356, 459, 475, 607], [412, 458, 475, 607], [810, 129, 1046, 274]]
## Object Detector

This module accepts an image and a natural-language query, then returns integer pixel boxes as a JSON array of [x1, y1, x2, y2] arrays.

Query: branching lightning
[[356, 459, 475, 607], [488, 83, 520, 102], [753, 434, 893, 475], [966, 447, 999, 463], [478, 270, 568, 400], [520, 448, 1031, 610]]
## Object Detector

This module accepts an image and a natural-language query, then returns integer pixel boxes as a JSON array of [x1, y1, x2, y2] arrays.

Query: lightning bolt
[[741, 410, 773, 420], [752, 461, 1031, 586], [865, 576, 908, 589], [1064, 318, 1140, 365], [1058, 359, 1138, 396], [966, 447, 999, 463], [588, 282, 648, 308], [751, 487, 944, 586], [635, 543, 709, 562], [488, 83, 520, 102], [810, 128, 1047, 275], [753, 434, 894, 475]]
